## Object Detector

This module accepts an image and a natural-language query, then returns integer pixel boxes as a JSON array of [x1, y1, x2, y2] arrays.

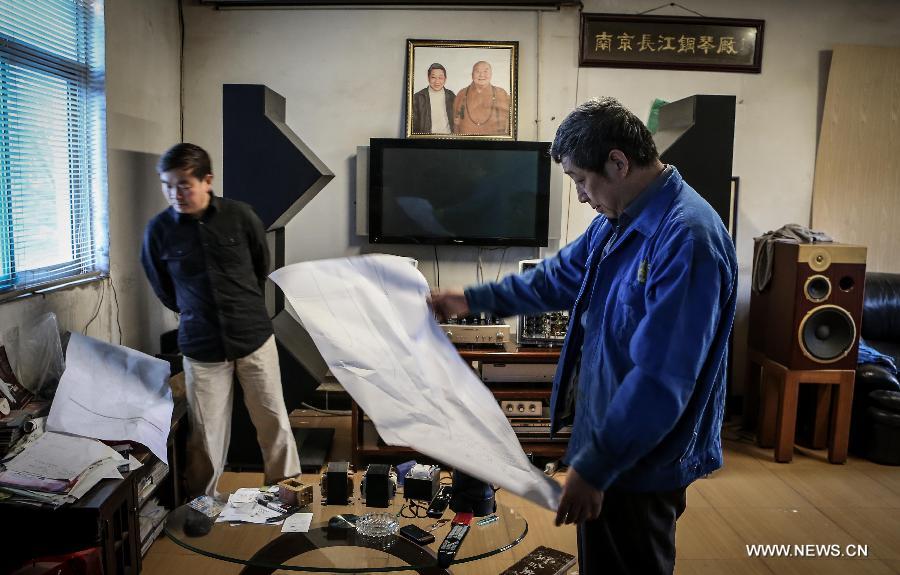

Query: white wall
[[0, 0, 180, 354], [566, 0, 900, 399], [181, 4, 547, 288], [105, 0, 182, 352], [181, 0, 900, 397]]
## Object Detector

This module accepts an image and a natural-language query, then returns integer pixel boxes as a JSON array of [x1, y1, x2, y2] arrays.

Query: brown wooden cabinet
[[2, 402, 187, 575], [351, 347, 564, 465]]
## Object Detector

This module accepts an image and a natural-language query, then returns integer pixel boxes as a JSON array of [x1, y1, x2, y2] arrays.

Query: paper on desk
[[5, 431, 124, 480], [282, 513, 313, 533], [270, 255, 562, 511], [68, 456, 125, 500], [229, 487, 260, 504], [47, 333, 174, 463], [216, 489, 283, 524]]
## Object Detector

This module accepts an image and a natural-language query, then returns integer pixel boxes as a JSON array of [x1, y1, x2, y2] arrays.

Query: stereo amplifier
[[517, 260, 569, 346], [481, 362, 556, 382], [439, 324, 510, 346]]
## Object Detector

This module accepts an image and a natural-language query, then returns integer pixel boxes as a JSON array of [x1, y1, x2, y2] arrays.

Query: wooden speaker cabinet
[[749, 241, 867, 370]]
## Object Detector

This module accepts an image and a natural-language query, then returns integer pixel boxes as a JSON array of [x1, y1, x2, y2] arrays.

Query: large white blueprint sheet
[[270, 254, 561, 511], [47, 333, 174, 463]]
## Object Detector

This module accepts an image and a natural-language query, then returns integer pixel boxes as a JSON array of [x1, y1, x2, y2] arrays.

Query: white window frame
[[0, 0, 108, 303]]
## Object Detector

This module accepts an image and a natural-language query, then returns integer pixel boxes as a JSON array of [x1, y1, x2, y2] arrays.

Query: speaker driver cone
[[808, 248, 832, 272], [804, 275, 831, 302], [799, 305, 856, 363]]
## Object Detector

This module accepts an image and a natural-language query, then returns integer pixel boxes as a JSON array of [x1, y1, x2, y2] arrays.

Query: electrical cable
[[300, 402, 351, 416], [495, 247, 509, 282], [178, 0, 185, 141], [563, 63, 583, 245], [476, 247, 484, 284], [83, 279, 106, 335], [433, 245, 440, 288], [109, 277, 123, 345], [398, 499, 430, 519], [637, 1, 704, 16]]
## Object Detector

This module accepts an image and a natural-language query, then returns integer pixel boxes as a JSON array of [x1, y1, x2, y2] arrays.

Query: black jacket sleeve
[[140, 223, 179, 313]]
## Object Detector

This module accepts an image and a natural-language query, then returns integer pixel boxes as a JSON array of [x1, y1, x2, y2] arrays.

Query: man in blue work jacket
[[431, 97, 737, 575]]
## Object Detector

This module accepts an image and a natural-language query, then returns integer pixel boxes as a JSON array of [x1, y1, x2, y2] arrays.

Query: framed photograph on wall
[[405, 39, 518, 139]]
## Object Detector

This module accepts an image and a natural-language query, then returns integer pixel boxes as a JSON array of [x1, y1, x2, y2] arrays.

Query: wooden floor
[[142, 415, 900, 575]]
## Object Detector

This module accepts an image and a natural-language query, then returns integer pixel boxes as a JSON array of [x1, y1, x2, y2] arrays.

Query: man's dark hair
[[157, 143, 212, 179], [550, 97, 658, 172], [427, 63, 447, 77]]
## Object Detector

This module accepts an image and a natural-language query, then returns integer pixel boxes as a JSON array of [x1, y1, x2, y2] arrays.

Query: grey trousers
[[183, 335, 301, 497]]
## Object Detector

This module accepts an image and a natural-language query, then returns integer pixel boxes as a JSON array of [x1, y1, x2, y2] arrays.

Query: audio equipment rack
[[351, 347, 564, 465]]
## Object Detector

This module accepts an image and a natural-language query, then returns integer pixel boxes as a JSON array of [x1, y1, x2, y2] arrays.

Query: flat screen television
[[368, 138, 551, 246]]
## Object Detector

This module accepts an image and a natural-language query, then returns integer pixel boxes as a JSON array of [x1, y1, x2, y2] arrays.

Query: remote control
[[426, 485, 452, 518], [437, 523, 470, 567]]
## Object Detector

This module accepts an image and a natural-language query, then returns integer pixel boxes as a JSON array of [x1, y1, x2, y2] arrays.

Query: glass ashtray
[[355, 512, 399, 538]]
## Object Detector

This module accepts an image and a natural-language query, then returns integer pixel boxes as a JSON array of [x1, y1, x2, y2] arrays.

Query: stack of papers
[[215, 488, 284, 524], [0, 430, 128, 508], [140, 496, 169, 556]]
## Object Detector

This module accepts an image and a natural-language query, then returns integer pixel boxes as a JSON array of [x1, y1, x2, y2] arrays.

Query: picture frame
[[405, 39, 518, 139], [580, 13, 764, 73]]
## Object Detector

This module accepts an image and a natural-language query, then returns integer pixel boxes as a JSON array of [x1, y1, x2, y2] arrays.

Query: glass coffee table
[[165, 485, 528, 574]]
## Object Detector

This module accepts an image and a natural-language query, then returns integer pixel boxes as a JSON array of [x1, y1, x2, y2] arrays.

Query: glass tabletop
[[164, 483, 528, 573]]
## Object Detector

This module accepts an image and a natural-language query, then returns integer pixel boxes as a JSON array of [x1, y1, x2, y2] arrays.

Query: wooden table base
[[239, 528, 450, 575]]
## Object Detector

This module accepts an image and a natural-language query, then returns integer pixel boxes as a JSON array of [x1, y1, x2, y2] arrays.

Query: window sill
[[0, 273, 109, 306]]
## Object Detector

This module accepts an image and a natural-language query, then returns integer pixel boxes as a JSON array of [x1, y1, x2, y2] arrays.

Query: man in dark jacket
[[431, 98, 737, 575], [411, 62, 455, 135], [142, 143, 300, 498]]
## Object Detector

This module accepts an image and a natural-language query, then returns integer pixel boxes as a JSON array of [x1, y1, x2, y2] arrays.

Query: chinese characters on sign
[[594, 32, 739, 55], [580, 14, 764, 73]]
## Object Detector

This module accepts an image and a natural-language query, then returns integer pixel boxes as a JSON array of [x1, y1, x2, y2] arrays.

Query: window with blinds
[[0, 0, 107, 299]]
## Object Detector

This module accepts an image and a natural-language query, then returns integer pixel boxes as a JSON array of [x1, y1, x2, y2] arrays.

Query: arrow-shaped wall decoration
[[223, 84, 334, 231]]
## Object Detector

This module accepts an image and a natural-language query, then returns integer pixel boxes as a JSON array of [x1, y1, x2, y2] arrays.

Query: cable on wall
[[433, 245, 440, 288], [110, 277, 123, 345], [563, 61, 582, 245], [535, 9, 542, 136], [83, 279, 106, 335], [178, 0, 185, 141], [476, 247, 484, 284], [637, 2, 704, 16], [496, 247, 509, 282]]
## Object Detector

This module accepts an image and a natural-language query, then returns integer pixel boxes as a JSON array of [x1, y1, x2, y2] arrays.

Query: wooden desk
[[351, 347, 563, 465]]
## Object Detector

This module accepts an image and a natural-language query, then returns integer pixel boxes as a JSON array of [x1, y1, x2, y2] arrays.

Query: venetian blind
[[0, 0, 107, 298]]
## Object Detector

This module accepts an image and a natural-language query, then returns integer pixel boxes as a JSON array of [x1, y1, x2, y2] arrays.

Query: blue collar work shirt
[[465, 167, 738, 492]]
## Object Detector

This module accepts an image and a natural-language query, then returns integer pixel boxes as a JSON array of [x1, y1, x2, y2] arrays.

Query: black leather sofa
[[862, 273, 900, 361], [850, 273, 900, 463]]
